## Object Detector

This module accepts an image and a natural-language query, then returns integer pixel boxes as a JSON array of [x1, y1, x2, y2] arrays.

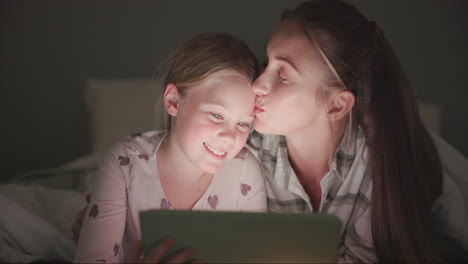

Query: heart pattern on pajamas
[[208, 195, 218, 209], [138, 154, 149, 160], [161, 198, 171, 209], [240, 183, 252, 196], [89, 204, 99, 218], [118, 156, 130, 166], [114, 243, 120, 256]]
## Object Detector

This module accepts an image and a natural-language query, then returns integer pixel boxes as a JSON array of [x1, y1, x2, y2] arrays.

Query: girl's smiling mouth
[[203, 143, 227, 159]]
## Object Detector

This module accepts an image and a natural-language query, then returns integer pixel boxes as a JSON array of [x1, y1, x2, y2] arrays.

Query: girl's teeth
[[206, 144, 226, 156]]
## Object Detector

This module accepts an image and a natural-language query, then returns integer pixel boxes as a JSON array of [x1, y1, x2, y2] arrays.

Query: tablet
[[140, 210, 342, 263]]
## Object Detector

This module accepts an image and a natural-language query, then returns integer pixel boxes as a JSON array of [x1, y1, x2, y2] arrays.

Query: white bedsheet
[[0, 184, 86, 263], [431, 132, 468, 213]]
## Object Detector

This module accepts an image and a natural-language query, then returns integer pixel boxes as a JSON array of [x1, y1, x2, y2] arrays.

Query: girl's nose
[[218, 125, 236, 146]]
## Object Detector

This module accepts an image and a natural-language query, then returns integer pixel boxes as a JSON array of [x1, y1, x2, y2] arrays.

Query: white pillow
[[85, 79, 165, 157], [418, 100, 442, 135]]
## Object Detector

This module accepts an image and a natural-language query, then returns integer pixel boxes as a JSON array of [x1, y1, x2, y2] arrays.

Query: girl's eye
[[238, 122, 250, 128], [210, 113, 223, 120]]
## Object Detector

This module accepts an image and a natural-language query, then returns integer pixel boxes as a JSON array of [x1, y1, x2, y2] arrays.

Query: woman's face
[[252, 19, 330, 136]]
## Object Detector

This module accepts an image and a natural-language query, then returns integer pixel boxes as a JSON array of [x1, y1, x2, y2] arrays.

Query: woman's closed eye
[[278, 72, 288, 84]]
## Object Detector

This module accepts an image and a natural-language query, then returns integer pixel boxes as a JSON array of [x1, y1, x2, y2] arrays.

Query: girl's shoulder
[[109, 130, 166, 158], [233, 147, 261, 168], [233, 147, 254, 160], [221, 147, 264, 184], [97, 131, 165, 187]]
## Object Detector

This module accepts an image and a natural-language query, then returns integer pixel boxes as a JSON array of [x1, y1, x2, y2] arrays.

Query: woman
[[249, 0, 467, 262]]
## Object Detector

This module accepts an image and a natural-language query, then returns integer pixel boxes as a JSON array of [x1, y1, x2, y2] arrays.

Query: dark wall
[[2, 0, 467, 181]]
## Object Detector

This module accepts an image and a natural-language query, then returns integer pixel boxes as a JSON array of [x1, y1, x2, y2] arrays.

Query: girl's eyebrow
[[200, 102, 227, 111]]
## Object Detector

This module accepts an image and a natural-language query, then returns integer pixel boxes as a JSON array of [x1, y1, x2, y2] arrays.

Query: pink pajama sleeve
[[74, 143, 129, 263]]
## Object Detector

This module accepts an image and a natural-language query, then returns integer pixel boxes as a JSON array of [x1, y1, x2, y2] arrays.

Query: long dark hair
[[285, 0, 464, 262]]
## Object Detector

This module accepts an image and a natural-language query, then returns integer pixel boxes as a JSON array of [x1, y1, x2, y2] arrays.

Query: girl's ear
[[326, 90, 355, 121], [163, 83, 180, 117]]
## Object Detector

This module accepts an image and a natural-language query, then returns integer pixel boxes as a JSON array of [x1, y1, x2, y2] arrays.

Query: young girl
[[73, 32, 266, 263]]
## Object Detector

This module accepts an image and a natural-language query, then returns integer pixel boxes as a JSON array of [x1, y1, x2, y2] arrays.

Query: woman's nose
[[252, 74, 270, 96]]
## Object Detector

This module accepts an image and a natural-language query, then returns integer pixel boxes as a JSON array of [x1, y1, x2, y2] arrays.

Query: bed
[[1, 79, 466, 263], [0, 79, 160, 263]]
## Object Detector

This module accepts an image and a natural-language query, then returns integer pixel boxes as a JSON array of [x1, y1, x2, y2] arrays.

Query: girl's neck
[[156, 135, 213, 210], [157, 135, 209, 183]]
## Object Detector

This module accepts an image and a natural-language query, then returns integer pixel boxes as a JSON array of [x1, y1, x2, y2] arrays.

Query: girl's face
[[252, 19, 330, 136], [169, 70, 255, 174]]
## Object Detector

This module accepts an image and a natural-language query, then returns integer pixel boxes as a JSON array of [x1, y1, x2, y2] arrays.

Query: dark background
[[2, 0, 468, 181]]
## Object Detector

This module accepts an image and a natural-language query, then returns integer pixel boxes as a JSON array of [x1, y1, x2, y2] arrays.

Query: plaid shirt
[[247, 129, 377, 263], [247, 129, 468, 263]]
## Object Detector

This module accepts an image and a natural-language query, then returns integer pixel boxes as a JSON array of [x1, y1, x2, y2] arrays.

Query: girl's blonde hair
[[153, 32, 259, 130]]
